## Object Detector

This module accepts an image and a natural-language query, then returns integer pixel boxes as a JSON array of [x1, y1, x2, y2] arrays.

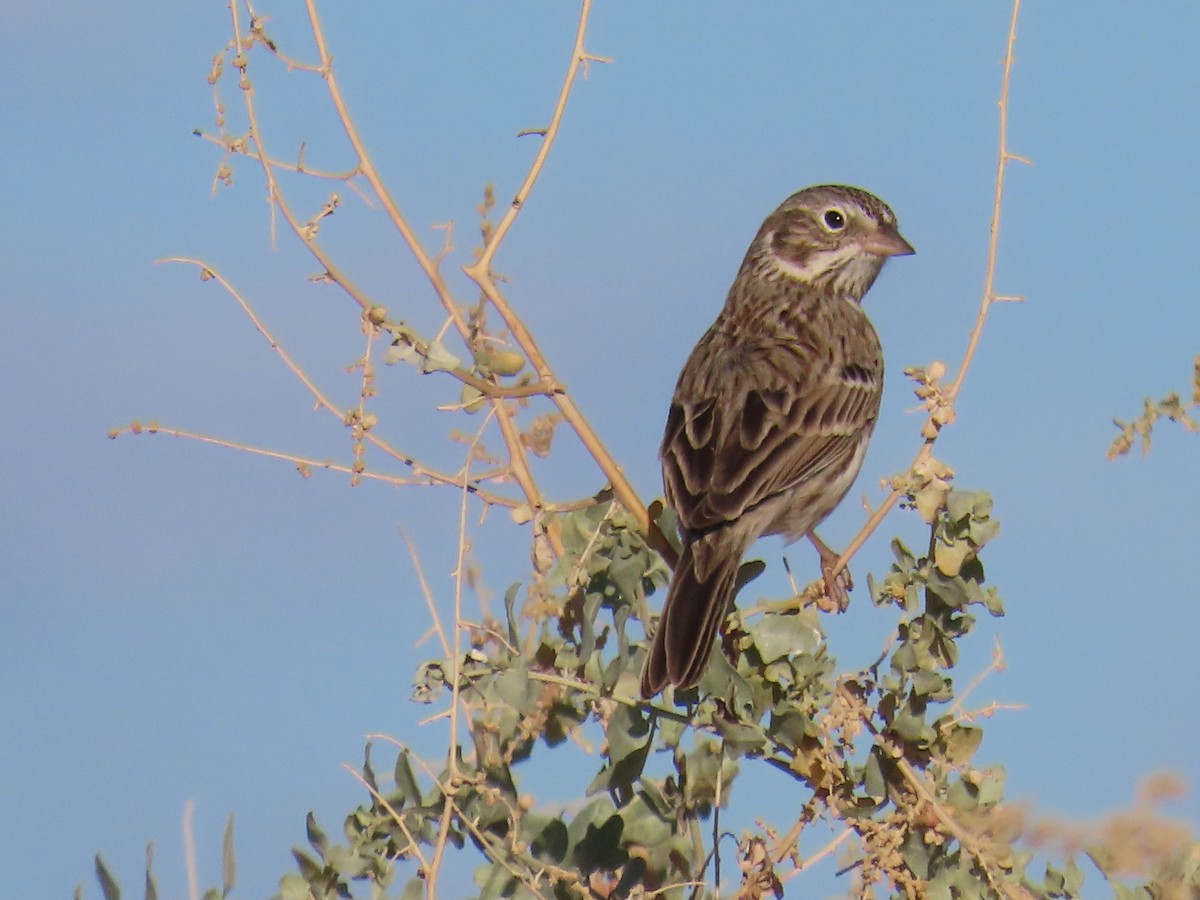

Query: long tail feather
[[641, 533, 743, 697]]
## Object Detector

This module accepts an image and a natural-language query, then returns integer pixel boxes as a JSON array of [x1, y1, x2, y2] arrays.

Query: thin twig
[[458, 0, 648, 537], [940, 700, 1026, 732], [713, 742, 724, 895], [426, 410, 492, 895], [109, 421, 518, 504], [947, 0, 1026, 406], [830, 0, 1025, 582], [349, 321, 377, 484], [153, 258, 519, 502], [227, 2, 376, 312], [940, 635, 1008, 730], [471, 9, 609, 263], [193, 129, 375, 205], [401, 529, 451, 659], [788, 828, 853, 878]]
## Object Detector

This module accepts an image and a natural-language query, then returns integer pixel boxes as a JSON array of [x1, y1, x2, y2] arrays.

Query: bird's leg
[[807, 531, 853, 612]]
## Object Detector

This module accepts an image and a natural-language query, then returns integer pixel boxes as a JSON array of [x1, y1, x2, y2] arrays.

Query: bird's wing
[[661, 328, 881, 533]]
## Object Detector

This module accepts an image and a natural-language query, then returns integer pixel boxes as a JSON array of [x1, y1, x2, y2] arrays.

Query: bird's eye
[[822, 209, 846, 231]]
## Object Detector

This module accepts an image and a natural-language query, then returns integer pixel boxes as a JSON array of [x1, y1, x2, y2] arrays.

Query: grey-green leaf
[[144, 843, 158, 900], [222, 815, 236, 896], [94, 855, 120, 900]]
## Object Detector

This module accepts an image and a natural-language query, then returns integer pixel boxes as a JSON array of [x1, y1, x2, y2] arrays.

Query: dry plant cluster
[[94, 1, 1199, 899]]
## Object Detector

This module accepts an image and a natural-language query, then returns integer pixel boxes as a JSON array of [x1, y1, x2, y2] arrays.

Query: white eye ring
[[822, 208, 846, 231]]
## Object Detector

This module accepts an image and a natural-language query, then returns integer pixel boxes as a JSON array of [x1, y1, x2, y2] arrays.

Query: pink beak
[[861, 224, 915, 257]]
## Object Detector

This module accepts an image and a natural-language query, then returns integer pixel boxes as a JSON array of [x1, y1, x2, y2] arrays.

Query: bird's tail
[[641, 531, 744, 697]]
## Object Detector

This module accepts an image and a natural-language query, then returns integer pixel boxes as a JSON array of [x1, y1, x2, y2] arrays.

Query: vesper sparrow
[[641, 185, 914, 697]]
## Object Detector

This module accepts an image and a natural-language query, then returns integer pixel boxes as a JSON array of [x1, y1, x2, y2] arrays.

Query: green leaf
[[399, 875, 425, 900], [394, 750, 421, 807], [475, 862, 517, 900], [750, 610, 820, 663], [277, 873, 311, 900], [566, 798, 617, 850], [493, 663, 531, 714], [983, 588, 1005, 616], [735, 558, 767, 591], [974, 766, 1006, 804], [942, 725, 983, 767], [915, 485, 949, 523], [144, 843, 158, 900], [934, 539, 971, 577], [291, 847, 320, 881], [969, 517, 1001, 547], [306, 812, 328, 859], [911, 669, 947, 697], [891, 537, 917, 570], [528, 816, 570, 864], [361, 742, 378, 793], [421, 338, 461, 373], [383, 343, 418, 366], [951, 766, 1007, 810], [768, 708, 815, 746], [608, 552, 647, 608], [892, 642, 917, 673], [325, 845, 369, 878], [588, 705, 651, 799], [711, 715, 768, 756], [503, 582, 522, 647], [606, 704, 651, 764], [902, 828, 931, 879], [221, 816, 236, 896], [573, 814, 627, 873], [619, 793, 673, 848], [682, 742, 740, 813], [893, 707, 935, 747], [927, 567, 971, 609], [945, 490, 986, 523], [94, 854, 120, 900], [411, 661, 446, 704], [923, 869, 959, 900], [638, 776, 671, 818], [610, 858, 649, 898], [863, 746, 887, 800], [1063, 856, 1085, 894]]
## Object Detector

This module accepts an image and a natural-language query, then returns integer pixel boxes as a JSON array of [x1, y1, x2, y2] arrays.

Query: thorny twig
[[829, 0, 1027, 583]]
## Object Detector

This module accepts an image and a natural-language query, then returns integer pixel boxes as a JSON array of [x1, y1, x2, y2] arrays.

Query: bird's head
[[755, 184, 914, 301]]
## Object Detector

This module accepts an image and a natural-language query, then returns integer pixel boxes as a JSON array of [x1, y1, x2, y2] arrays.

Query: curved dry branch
[[457, 1, 647, 537], [829, 0, 1025, 583], [294, 0, 578, 556], [214, 0, 647, 557]]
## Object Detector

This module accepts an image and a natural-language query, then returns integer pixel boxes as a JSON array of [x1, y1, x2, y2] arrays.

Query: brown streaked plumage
[[642, 185, 914, 698]]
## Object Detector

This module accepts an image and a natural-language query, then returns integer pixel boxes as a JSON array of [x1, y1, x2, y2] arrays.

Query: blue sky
[[3, 2, 1198, 897]]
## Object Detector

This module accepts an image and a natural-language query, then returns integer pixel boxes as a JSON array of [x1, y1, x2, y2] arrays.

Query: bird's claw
[[808, 531, 853, 613], [818, 560, 853, 613]]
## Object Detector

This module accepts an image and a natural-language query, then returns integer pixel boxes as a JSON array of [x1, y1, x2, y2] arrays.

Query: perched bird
[[641, 185, 914, 698]]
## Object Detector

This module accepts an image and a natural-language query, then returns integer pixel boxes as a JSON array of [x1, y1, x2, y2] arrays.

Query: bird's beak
[[861, 224, 915, 258]]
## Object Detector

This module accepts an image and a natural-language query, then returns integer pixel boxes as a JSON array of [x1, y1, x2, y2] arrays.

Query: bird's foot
[[808, 531, 853, 613]]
